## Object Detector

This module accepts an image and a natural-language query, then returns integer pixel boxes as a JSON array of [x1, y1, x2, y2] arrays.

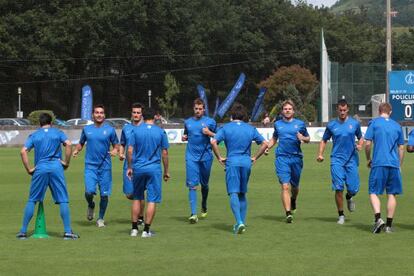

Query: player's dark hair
[[230, 102, 248, 122], [143, 108, 156, 121], [93, 104, 105, 112], [131, 102, 144, 110], [39, 113, 52, 126], [379, 102, 392, 114], [193, 98, 205, 107], [337, 99, 348, 107]]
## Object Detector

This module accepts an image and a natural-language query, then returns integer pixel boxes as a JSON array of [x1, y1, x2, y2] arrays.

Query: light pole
[[17, 87, 23, 118], [386, 0, 392, 102], [148, 89, 152, 108]]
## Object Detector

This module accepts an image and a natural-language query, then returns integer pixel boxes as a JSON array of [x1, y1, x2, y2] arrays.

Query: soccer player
[[365, 102, 404, 234], [182, 98, 216, 223], [317, 99, 364, 224], [211, 103, 268, 234], [73, 104, 119, 228], [267, 100, 310, 223], [119, 103, 145, 228], [17, 113, 79, 240], [407, 129, 414, 153], [127, 108, 170, 238]]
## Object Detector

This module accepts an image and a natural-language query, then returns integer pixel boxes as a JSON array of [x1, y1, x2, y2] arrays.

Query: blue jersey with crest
[[79, 124, 119, 170], [184, 116, 216, 161], [322, 117, 362, 166], [120, 123, 140, 170], [272, 118, 309, 157]]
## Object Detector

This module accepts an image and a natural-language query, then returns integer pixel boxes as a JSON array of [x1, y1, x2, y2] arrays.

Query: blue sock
[[239, 193, 247, 224], [84, 193, 95, 208], [229, 193, 242, 225], [201, 185, 209, 211], [59, 203, 72, 233], [20, 201, 36, 233], [99, 196, 108, 220], [189, 188, 197, 215]]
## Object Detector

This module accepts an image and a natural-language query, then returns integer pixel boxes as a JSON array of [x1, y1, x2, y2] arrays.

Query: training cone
[[31, 202, 49, 239]]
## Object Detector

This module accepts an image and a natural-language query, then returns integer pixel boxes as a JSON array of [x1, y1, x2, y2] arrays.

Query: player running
[[317, 99, 363, 224]]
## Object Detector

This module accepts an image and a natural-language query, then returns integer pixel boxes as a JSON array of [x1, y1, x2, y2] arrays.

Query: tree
[[156, 73, 180, 119]]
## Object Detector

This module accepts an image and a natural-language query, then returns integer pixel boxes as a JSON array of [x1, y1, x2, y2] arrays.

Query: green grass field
[[2, 144, 414, 275]]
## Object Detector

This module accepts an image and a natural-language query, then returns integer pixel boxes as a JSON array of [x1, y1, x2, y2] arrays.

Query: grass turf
[[2, 144, 414, 275]]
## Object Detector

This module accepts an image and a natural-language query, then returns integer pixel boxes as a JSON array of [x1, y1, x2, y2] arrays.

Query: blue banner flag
[[251, 87, 267, 121], [251, 103, 264, 122], [197, 85, 209, 117], [213, 97, 220, 118], [216, 73, 246, 118], [81, 85, 93, 120]]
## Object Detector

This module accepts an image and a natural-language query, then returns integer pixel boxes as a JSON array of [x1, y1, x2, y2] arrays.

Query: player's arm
[[162, 149, 170, 181], [297, 132, 310, 143], [317, 140, 327, 162], [110, 143, 119, 157], [73, 143, 83, 157], [399, 144, 404, 167], [119, 144, 126, 161], [356, 137, 364, 151], [182, 126, 188, 141], [265, 137, 277, 155], [126, 145, 133, 179], [202, 127, 215, 137], [210, 139, 226, 166], [20, 147, 35, 175], [251, 141, 268, 164], [365, 140, 372, 168], [61, 140, 72, 169]]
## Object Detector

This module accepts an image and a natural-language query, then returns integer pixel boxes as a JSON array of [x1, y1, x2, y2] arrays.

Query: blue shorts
[[29, 162, 69, 204], [84, 168, 112, 196], [331, 164, 359, 194], [225, 166, 251, 194], [275, 156, 303, 187], [133, 170, 162, 203], [369, 166, 402, 195], [123, 168, 133, 196], [186, 159, 212, 188]]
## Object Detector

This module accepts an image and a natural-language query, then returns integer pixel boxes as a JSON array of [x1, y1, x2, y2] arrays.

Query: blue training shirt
[[130, 123, 169, 171], [214, 121, 264, 167], [408, 129, 414, 146], [184, 116, 216, 162], [24, 127, 67, 166], [322, 117, 362, 166], [79, 123, 119, 170], [120, 123, 140, 170], [364, 117, 404, 168], [272, 118, 309, 157]]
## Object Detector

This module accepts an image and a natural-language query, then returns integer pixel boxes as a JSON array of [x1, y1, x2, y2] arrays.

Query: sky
[[305, 0, 338, 7]]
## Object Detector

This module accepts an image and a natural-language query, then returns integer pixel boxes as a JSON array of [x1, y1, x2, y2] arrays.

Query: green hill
[[331, 0, 414, 27]]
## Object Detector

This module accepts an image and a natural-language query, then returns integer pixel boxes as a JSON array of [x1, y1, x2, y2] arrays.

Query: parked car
[[54, 118, 69, 127], [0, 118, 31, 126], [106, 118, 130, 127], [66, 118, 94, 126]]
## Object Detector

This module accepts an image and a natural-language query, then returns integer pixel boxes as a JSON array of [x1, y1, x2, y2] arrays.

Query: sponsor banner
[[389, 71, 414, 121], [1, 126, 413, 146], [216, 73, 245, 118], [197, 85, 209, 117], [81, 85, 93, 120]]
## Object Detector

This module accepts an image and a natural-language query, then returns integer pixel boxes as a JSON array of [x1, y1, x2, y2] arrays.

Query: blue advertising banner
[[216, 73, 246, 118], [251, 87, 267, 121], [251, 103, 264, 122], [389, 71, 414, 121], [213, 97, 220, 118], [81, 85, 93, 120], [197, 85, 209, 117]]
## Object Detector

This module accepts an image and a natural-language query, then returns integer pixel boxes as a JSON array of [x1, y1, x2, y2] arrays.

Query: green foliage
[[156, 73, 180, 119], [27, 110, 56, 125]]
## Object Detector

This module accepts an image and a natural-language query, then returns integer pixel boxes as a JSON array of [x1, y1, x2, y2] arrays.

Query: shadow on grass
[[111, 218, 130, 224], [168, 216, 188, 223], [303, 216, 336, 223], [257, 215, 286, 221], [394, 223, 414, 230], [211, 223, 231, 232], [343, 223, 371, 232], [74, 220, 94, 226]]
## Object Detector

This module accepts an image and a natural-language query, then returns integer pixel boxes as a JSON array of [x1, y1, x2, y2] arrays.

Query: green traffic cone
[[31, 202, 49, 239]]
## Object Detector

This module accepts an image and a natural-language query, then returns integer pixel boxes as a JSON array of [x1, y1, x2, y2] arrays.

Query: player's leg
[[345, 164, 359, 212], [384, 167, 402, 233], [369, 167, 386, 233], [186, 160, 200, 223], [290, 156, 303, 214], [142, 171, 162, 238], [96, 169, 112, 227], [84, 169, 98, 221], [331, 164, 346, 223], [238, 166, 251, 226], [276, 156, 293, 222], [226, 166, 244, 233], [18, 169, 48, 237], [130, 170, 145, 236], [123, 168, 134, 200], [200, 159, 213, 217]]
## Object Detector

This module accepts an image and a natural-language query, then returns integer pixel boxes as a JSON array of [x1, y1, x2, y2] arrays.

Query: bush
[[27, 110, 56, 125]]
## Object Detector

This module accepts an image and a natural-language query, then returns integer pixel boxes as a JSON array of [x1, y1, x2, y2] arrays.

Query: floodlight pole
[[17, 87, 22, 118], [386, 0, 392, 102], [148, 90, 152, 108]]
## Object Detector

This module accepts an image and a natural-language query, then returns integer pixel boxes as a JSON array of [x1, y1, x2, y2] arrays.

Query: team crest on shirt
[[294, 124, 298, 129], [349, 124, 353, 129], [147, 125, 152, 129], [103, 130, 107, 135], [44, 129, 48, 132]]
